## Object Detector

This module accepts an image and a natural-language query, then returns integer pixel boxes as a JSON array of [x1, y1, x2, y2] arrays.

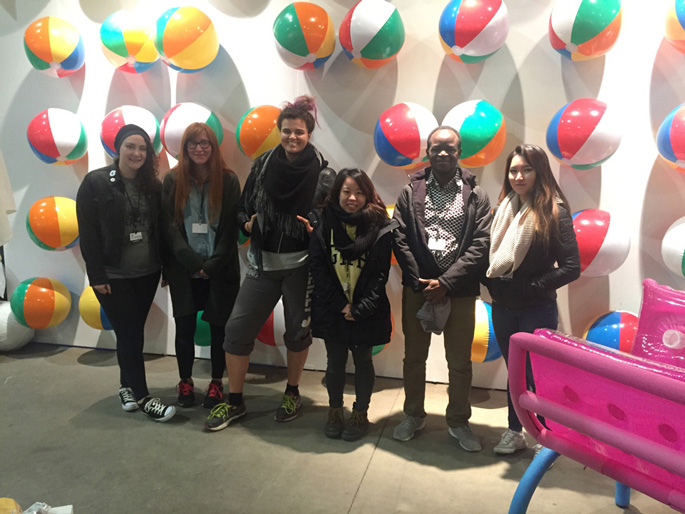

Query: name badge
[[129, 231, 143, 243], [428, 237, 447, 251], [192, 223, 208, 234]]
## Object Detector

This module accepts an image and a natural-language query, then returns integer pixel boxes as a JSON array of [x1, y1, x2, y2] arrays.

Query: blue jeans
[[492, 301, 558, 432]]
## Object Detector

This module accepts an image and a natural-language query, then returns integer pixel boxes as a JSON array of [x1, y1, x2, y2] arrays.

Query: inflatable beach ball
[[100, 10, 159, 74], [583, 310, 637, 353], [656, 103, 685, 170], [257, 311, 278, 346], [160, 103, 223, 158], [27, 109, 87, 165], [340, 0, 405, 69], [0, 302, 34, 352], [439, 0, 509, 63], [236, 105, 281, 160], [194, 311, 211, 346], [472, 300, 501, 362], [549, 0, 621, 61], [573, 209, 630, 277], [26, 197, 78, 251], [11, 277, 71, 329], [273, 3, 335, 70], [154, 6, 219, 72], [101, 106, 162, 158], [662, 217, 685, 278], [24, 17, 85, 78], [78, 286, 112, 330], [666, 1, 685, 53], [442, 99, 506, 168], [546, 98, 621, 170], [374, 102, 438, 170]]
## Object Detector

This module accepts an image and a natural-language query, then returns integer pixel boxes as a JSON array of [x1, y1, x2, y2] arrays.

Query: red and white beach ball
[[160, 103, 223, 158], [572, 209, 630, 277], [27, 109, 87, 165], [101, 105, 162, 157]]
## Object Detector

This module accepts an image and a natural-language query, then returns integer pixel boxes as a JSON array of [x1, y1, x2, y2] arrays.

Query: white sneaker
[[118, 387, 139, 412], [494, 429, 527, 455], [393, 415, 426, 441], [448, 425, 482, 452]]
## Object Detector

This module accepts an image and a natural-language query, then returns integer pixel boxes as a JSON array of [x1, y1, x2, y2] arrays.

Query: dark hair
[[172, 122, 235, 225], [426, 125, 462, 153], [499, 144, 571, 248], [277, 95, 318, 134], [114, 127, 158, 192], [325, 168, 388, 226]]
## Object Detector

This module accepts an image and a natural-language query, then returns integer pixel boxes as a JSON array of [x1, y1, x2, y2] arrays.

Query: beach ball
[[662, 217, 685, 278], [472, 300, 501, 362], [374, 102, 438, 169], [442, 100, 506, 168], [236, 105, 281, 160], [583, 310, 637, 353], [195, 311, 211, 346], [340, 0, 405, 69], [24, 17, 85, 78], [160, 102, 223, 158], [372, 312, 395, 356], [549, 0, 621, 61], [666, 1, 685, 53], [439, 0, 509, 63], [27, 109, 87, 165], [257, 311, 277, 346], [273, 3, 335, 70], [154, 6, 219, 72], [101, 106, 162, 158], [546, 98, 621, 170], [100, 10, 159, 74], [573, 209, 630, 277], [0, 301, 34, 352], [10, 277, 72, 329], [656, 103, 685, 170], [26, 197, 78, 251], [78, 286, 112, 330]]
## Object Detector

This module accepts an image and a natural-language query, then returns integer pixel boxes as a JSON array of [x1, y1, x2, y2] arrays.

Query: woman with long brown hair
[[162, 122, 241, 409]]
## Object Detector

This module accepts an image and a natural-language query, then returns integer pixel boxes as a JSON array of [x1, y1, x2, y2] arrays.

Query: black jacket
[[76, 165, 163, 286], [161, 169, 241, 325], [392, 167, 492, 297], [484, 205, 580, 310], [309, 209, 397, 348]]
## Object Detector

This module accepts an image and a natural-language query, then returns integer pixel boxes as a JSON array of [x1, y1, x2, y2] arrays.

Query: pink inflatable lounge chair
[[507, 328, 685, 513]]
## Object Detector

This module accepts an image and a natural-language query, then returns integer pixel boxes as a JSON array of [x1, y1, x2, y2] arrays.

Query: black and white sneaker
[[141, 397, 176, 422], [119, 387, 139, 412]]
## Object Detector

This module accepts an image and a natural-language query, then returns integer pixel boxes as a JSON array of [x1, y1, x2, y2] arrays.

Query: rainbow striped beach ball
[[236, 105, 281, 160], [583, 311, 637, 352], [11, 277, 72, 329], [100, 10, 159, 74], [472, 300, 501, 362], [662, 217, 685, 278], [439, 0, 509, 63], [573, 209, 630, 277], [339, 0, 405, 69], [160, 103, 223, 158], [549, 0, 621, 61], [24, 16, 85, 78], [27, 109, 87, 165], [26, 197, 78, 251], [442, 99, 506, 168], [546, 98, 621, 170], [666, 1, 685, 53], [374, 102, 438, 170], [78, 286, 112, 331], [101, 105, 162, 158], [273, 2, 335, 70], [154, 6, 219, 73], [656, 103, 685, 170]]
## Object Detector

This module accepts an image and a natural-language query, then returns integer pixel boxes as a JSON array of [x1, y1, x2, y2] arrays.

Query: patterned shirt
[[424, 172, 465, 273]]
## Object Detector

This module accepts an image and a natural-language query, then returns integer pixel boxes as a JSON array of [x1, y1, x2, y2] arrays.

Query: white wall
[[1, 0, 684, 390]]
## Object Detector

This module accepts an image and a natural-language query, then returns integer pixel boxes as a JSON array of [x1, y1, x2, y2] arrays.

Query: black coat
[[309, 209, 397, 348], [161, 169, 241, 325]]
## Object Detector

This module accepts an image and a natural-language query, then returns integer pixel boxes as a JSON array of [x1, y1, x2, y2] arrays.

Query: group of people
[[75, 95, 580, 451]]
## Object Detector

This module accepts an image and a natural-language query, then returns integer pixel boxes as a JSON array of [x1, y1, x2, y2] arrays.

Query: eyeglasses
[[187, 140, 211, 150]]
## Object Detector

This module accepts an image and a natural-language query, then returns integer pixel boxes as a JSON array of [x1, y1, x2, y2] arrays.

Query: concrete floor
[[0, 343, 675, 513]]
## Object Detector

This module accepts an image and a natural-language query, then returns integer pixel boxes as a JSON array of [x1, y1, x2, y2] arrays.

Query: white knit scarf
[[486, 191, 535, 278]]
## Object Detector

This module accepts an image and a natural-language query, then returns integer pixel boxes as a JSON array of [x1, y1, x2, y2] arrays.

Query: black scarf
[[325, 203, 381, 261]]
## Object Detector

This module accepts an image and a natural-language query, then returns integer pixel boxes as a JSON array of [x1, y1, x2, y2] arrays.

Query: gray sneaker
[[393, 415, 426, 441], [494, 429, 527, 455], [448, 425, 482, 452]]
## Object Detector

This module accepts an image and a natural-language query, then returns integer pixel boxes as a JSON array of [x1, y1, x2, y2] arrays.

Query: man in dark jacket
[[392, 126, 492, 452]]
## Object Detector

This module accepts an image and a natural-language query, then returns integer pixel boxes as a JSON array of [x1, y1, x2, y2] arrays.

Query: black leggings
[[324, 340, 375, 412], [95, 271, 161, 401]]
